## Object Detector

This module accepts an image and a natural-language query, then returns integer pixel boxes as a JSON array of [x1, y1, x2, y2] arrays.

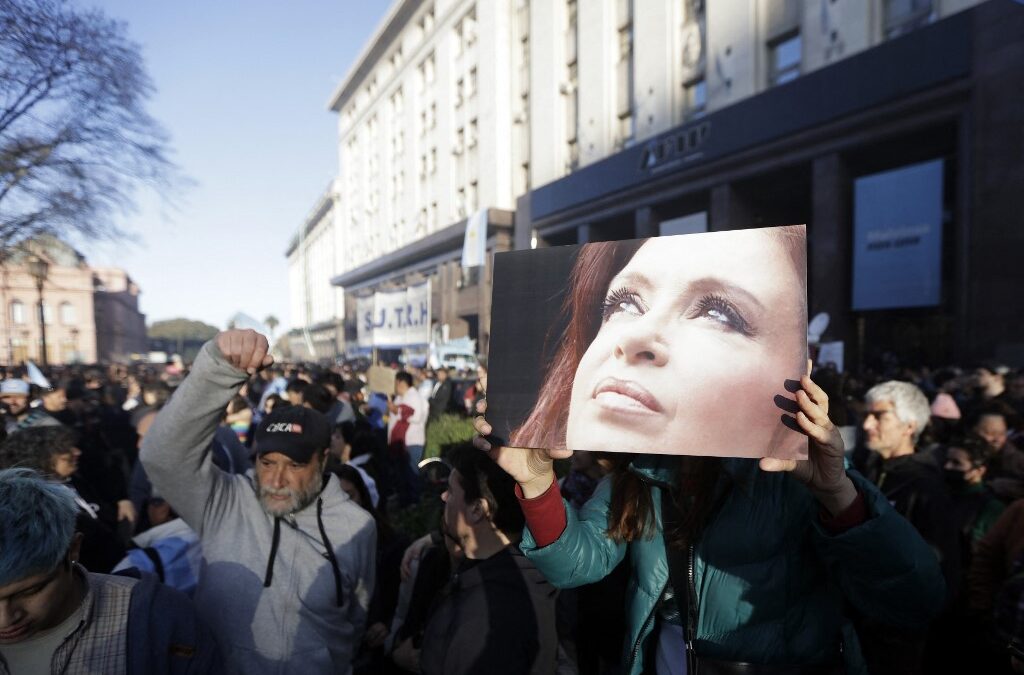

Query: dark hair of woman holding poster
[[473, 227, 946, 674]]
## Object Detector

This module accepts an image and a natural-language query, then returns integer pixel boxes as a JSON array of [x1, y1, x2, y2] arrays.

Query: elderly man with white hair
[[856, 380, 960, 675]]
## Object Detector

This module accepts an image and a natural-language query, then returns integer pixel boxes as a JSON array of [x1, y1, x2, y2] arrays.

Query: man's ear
[[468, 498, 490, 526]]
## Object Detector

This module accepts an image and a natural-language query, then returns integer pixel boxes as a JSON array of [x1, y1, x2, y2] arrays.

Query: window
[[468, 118, 478, 148], [884, 0, 934, 40], [391, 88, 404, 115], [455, 78, 464, 108], [42, 303, 53, 325], [769, 33, 801, 86], [10, 300, 24, 325], [429, 147, 437, 174], [615, 0, 634, 147], [419, 5, 435, 35], [429, 102, 437, 129], [60, 302, 75, 325], [467, 67, 477, 98], [684, 77, 707, 118]]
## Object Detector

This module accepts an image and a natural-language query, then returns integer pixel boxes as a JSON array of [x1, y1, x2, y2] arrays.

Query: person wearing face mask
[[944, 434, 1006, 554]]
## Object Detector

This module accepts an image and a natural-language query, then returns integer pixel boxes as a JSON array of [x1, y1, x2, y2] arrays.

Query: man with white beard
[[140, 329, 375, 674]]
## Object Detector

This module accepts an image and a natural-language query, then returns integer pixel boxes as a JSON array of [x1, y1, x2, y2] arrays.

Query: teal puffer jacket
[[520, 455, 945, 675]]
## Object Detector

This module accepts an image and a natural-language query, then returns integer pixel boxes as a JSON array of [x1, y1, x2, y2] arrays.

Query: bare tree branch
[[0, 0, 182, 251]]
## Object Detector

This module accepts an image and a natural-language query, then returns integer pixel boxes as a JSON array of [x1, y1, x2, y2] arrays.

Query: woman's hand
[[759, 369, 856, 517], [472, 400, 572, 499]]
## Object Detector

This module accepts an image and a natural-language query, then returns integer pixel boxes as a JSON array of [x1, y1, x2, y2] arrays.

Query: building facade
[[0, 237, 147, 365], [286, 185, 347, 360], [516, 0, 1022, 369], [323, 0, 1021, 368], [326, 0, 518, 357]]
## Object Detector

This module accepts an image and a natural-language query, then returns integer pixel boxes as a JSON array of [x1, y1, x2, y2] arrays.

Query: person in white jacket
[[140, 329, 376, 675]]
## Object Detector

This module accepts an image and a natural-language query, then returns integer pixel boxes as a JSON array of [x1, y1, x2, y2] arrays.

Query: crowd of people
[[1, 328, 1023, 674]]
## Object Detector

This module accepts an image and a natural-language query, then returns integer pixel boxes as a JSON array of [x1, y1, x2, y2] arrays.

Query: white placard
[[357, 280, 431, 348]]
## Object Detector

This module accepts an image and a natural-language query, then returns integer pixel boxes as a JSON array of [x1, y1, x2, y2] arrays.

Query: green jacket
[[521, 456, 945, 675]]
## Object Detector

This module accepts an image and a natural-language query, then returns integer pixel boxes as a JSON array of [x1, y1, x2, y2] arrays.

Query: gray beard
[[256, 475, 323, 517]]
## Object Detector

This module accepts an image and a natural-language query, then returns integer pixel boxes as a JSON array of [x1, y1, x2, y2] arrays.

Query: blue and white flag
[[461, 208, 488, 268]]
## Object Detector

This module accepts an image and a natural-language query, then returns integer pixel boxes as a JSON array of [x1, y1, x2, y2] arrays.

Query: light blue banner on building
[[852, 159, 944, 310]]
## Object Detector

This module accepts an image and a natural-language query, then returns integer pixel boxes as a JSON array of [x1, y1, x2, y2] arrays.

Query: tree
[[149, 318, 219, 357], [0, 0, 178, 251], [264, 315, 279, 340]]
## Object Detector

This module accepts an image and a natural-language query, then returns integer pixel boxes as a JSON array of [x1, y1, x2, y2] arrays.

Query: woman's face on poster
[[565, 229, 806, 457]]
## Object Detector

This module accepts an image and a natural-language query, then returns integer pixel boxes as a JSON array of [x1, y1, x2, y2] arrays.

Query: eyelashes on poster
[[486, 224, 809, 460]]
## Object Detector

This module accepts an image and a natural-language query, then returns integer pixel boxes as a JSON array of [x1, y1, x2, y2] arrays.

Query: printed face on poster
[[486, 225, 809, 459]]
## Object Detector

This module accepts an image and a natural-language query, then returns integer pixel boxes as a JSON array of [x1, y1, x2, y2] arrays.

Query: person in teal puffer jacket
[[475, 233, 945, 674], [477, 377, 945, 675]]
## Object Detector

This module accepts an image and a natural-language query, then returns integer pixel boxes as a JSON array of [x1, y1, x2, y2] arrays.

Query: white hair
[[865, 381, 932, 443]]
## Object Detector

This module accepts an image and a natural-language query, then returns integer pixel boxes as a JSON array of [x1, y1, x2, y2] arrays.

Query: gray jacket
[[141, 340, 376, 674]]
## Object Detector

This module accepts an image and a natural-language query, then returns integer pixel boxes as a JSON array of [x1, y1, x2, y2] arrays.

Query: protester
[[427, 367, 455, 421], [971, 402, 1024, 502], [388, 371, 427, 505], [0, 468, 220, 673], [140, 329, 376, 674], [0, 425, 127, 573], [395, 445, 557, 675], [472, 368, 945, 675], [0, 379, 30, 434]]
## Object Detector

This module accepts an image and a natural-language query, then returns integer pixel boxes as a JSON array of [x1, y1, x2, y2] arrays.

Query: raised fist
[[215, 329, 274, 374]]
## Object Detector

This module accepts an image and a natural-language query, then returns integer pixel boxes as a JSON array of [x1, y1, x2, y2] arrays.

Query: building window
[[467, 67, 477, 99], [884, 0, 934, 40], [10, 300, 24, 325], [60, 302, 75, 325], [42, 303, 53, 325], [468, 118, 478, 148], [615, 0, 634, 148], [419, 5, 435, 35], [683, 77, 707, 118], [769, 32, 801, 86], [455, 78, 464, 108], [564, 0, 579, 171]]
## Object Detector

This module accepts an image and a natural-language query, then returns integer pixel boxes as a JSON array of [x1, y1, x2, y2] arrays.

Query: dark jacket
[[420, 546, 558, 675], [521, 455, 946, 675], [427, 380, 455, 420], [865, 451, 961, 592], [123, 570, 222, 674]]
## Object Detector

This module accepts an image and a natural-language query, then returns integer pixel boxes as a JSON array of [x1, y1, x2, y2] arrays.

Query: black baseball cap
[[255, 406, 331, 464]]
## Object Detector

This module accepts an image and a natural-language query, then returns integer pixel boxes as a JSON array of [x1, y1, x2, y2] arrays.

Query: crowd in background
[[1, 347, 1024, 674]]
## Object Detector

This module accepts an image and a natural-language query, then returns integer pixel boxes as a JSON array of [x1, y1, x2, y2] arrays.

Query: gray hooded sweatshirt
[[140, 340, 376, 674]]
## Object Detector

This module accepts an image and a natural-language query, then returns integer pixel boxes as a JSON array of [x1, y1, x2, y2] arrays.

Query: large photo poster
[[487, 224, 809, 459]]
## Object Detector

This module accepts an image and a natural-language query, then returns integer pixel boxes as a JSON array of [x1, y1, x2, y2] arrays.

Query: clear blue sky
[[78, 0, 390, 333]]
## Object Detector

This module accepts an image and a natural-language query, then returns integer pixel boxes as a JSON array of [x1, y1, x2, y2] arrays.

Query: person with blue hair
[[0, 468, 219, 673]]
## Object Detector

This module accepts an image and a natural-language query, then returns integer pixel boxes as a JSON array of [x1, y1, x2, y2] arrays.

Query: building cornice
[[330, 209, 512, 289], [327, 0, 425, 113], [285, 183, 337, 257]]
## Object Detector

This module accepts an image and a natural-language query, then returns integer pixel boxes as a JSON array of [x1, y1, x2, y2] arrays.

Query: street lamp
[[27, 256, 49, 366]]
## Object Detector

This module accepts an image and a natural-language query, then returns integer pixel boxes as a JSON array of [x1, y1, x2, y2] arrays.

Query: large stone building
[[303, 0, 1020, 367], [286, 184, 347, 360], [0, 237, 147, 365]]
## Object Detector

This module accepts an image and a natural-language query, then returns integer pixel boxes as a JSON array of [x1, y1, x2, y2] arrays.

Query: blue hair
[[0, 468, 78, 586]]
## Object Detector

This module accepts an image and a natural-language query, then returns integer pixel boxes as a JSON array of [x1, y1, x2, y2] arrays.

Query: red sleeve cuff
[[819, 490, 867, 534], [515, 478, 567, 547]]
